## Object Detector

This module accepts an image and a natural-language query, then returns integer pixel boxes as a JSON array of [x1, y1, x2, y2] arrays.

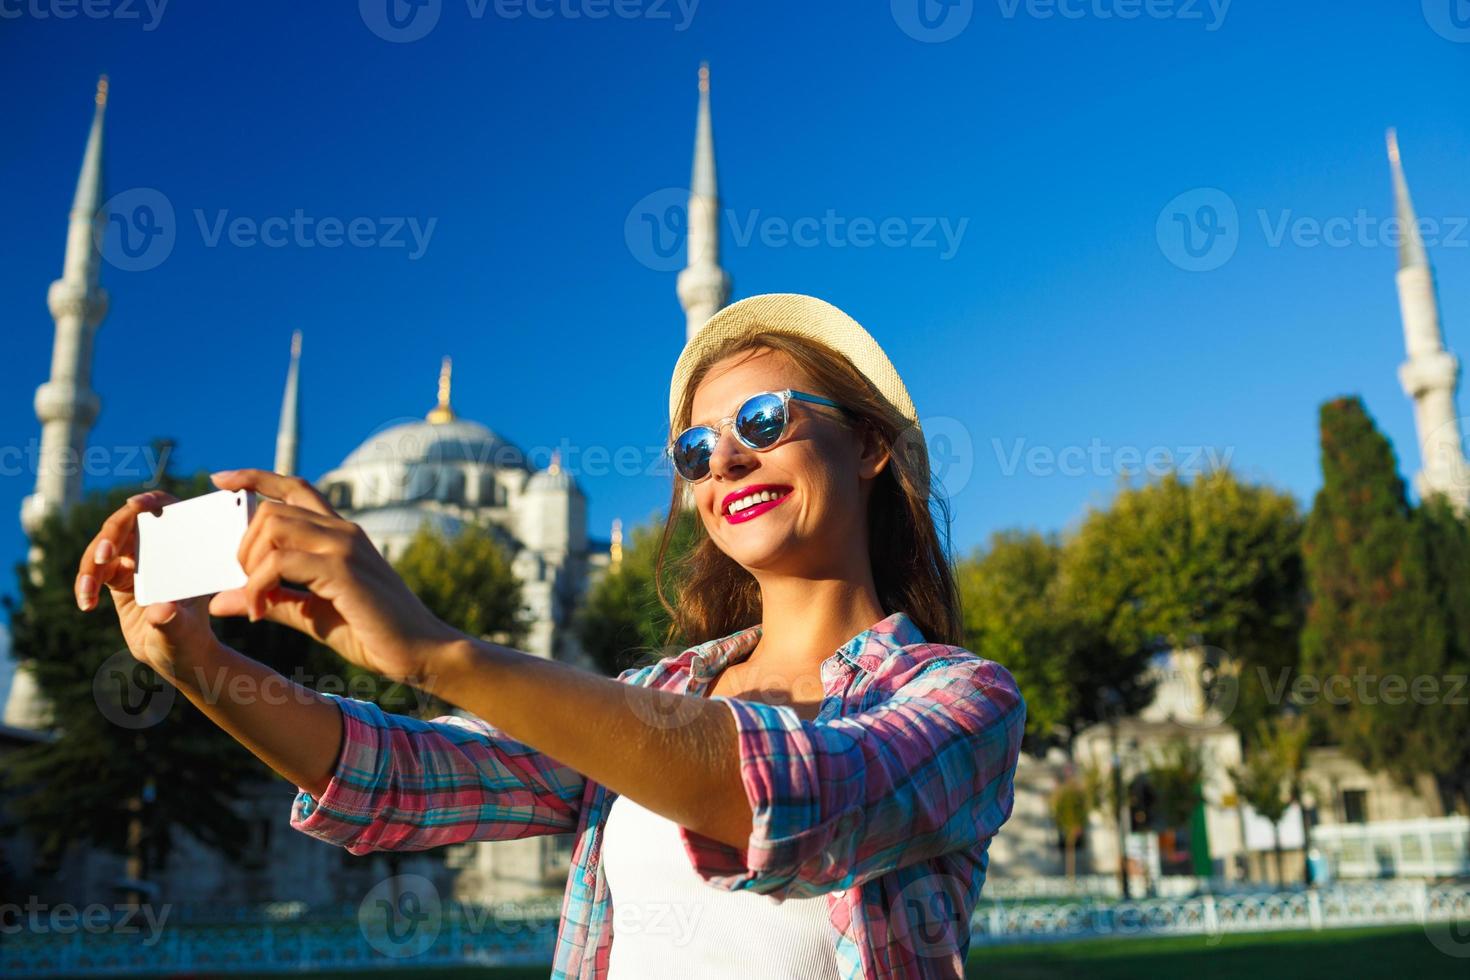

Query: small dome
[[525, 449, 580, 494], [341, 419, 529, 471]]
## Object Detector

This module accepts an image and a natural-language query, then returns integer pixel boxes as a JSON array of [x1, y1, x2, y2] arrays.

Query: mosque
[[1, 66, 726, 905], [4, 64, 1466, 906]]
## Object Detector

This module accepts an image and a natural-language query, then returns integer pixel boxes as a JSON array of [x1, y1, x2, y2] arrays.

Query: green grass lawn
[[210, 924, 1464, 979], [966, 925, 1462, 978]]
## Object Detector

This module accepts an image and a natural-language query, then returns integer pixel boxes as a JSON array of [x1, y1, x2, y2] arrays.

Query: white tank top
[[602, 791, 842, 978]]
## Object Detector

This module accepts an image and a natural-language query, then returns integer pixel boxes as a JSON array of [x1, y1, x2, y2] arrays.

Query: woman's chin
[[724, 529, 803, 571]]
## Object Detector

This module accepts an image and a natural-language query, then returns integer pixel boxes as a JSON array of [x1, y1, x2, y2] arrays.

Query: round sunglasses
[[666, 388, 849, 483]]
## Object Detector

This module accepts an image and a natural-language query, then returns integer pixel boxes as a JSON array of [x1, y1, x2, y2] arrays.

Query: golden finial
[[548, 449, 562, 475], [698, 61, 709, 95], [426, 355, 456, 423], [1386, 127, 1401, 167], [610, 517, 623, 569], [290, 329, 302, 358], [96, 75, 109, 107]]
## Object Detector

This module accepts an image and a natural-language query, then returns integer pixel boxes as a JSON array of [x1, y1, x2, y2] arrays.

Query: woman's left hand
[[207, 469, 464, 686]]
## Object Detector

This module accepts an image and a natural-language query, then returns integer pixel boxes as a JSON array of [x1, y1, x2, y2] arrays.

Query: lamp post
[[1098, 687, 1130, 900]]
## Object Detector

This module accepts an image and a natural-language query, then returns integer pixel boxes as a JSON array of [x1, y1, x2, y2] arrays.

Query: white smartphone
[[134, 489, 259, 606]]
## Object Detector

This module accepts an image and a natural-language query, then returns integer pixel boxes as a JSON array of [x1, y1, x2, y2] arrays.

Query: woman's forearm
[[425, 636, 754, 849], [161, 642, 344, 797]]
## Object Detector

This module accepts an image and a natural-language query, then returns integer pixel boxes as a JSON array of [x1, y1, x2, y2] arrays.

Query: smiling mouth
[[724, 488, 792, 524]]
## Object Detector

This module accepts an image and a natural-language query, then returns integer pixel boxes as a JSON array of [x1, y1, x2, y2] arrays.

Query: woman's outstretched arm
[[423, 634, 755, 847], [75, 489, 585, 853], [207, 467, 758, 851], [72, 488, 345, 796], [161, 639, 344, 796]]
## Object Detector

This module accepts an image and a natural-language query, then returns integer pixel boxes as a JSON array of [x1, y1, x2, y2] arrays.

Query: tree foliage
[[1415, 495, 1470, 811], [0, 469, 337, 881], [574, 507, 700, 676], [1229, 714, 1309, 883], [384, 519, 529, 717], [1143, 737, 1207, 831], [1049, 762, 1106, 882], [956, 530, 1091, 743], [1300, 397, 1461, 808], [1059, 468, 1305, 740]]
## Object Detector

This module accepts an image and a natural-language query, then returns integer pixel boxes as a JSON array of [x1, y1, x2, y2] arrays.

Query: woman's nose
[[707, 425, 755, 481]]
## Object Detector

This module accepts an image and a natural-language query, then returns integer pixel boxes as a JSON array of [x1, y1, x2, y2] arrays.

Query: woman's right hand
[[76, 490, 222, 683]]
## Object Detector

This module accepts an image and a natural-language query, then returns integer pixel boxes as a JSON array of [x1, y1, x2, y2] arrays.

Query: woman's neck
[[747, 577, 887, 671]]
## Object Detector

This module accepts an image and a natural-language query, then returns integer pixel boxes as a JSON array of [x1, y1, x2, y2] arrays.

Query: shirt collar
[[685, 609, 925, 682]]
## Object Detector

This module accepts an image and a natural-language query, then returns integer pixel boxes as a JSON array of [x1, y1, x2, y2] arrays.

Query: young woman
[[75, 293, 1026, 978]]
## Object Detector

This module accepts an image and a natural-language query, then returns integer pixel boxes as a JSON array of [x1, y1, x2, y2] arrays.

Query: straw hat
[[668, 293, 927, 482]]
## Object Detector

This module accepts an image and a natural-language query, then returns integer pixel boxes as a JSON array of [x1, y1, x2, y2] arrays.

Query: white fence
[[970, 880, 1470, 947], [1313, 816, 1470, 879], [2, 882, 1467, 975]]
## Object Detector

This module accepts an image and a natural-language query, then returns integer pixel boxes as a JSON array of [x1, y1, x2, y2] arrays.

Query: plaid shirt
[[290, 610, 1026, 978]]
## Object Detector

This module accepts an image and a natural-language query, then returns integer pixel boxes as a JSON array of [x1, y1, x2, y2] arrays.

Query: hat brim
[[668, 293, 920, 434]]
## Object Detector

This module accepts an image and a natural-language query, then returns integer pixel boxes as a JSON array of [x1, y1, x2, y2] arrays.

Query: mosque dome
[[340, 417, 528, 471]]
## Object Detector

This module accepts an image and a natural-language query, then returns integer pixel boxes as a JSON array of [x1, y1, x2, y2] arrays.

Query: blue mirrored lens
[[672, 427, 718, 480], [736, 392, 787, 448]]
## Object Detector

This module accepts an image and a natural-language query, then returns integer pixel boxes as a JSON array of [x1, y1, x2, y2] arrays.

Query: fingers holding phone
[[78, 490, 170, 606], [209, 468, 462, 686], [76, 490, 224, 680]]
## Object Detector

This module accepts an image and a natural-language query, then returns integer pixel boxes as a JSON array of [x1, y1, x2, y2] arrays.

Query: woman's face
[[687, 347, 889, 578]]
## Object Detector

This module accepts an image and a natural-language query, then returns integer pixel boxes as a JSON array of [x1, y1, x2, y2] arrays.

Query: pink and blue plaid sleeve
[[676, 656, 1026, 900], [290, 692, 585, 854]]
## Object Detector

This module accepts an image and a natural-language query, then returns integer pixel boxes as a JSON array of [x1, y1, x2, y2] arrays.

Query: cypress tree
[[1301, 397, 1452, 798]]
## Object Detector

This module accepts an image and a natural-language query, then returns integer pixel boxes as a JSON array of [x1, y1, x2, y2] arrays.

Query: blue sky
[[2, 1, 1469, 636]]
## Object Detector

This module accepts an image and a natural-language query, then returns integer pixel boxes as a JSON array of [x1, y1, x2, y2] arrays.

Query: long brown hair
[[654, 330, 963, 649]]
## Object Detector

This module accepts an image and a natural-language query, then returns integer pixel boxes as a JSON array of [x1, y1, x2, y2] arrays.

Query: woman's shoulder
[[611, 647, 699, 690], [871, 635, 1023, 707]]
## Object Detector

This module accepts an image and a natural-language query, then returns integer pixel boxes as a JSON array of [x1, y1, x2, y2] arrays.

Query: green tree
[[316, 516, 531, 886], [574, 507, 700, 676], [957, 530, 1092, 744], [1144, 737, 1207, 832], [1060, 467, 1305, 740], [1229, 716, 1308, 885], [381, 519, 530, 718], [1416, 496, 1470, 813], [1049, 762, 1105, 883], [0, 469, 337, 900], [1300, 397, 1456, 806]]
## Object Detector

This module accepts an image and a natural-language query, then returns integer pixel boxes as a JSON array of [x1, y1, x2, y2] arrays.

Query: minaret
[[1387, 129, 1470, 513], [273, 330, 302, 476], [8, 77, 109, 732], [676, 62, 731, 342], [426, 356, 456, 423], [20, 76, 111, 571]]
